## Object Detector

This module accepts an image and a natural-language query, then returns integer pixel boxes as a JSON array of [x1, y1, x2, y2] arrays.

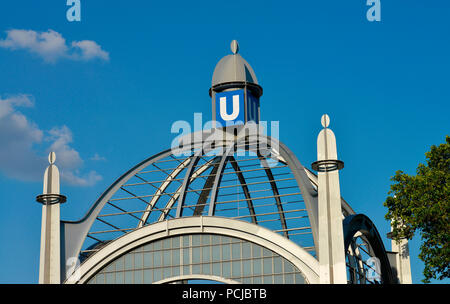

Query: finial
[[321, 114, 330, 128], [230, 40, 239, 54], [48, 152, 56, 164]]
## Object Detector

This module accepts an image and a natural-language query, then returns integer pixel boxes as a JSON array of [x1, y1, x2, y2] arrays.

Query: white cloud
[[0, 95, 103, 186], [71, 40, 109, 61], [0, 29, 109, 63]]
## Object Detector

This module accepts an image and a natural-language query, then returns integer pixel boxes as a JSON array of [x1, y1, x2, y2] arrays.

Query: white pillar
[[316, 114, 347, 284], [390, 223, 412, 284], [38, 152, 62, 284]]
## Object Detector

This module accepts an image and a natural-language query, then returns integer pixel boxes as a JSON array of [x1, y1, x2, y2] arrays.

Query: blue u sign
[[215, 90, 245, 127]]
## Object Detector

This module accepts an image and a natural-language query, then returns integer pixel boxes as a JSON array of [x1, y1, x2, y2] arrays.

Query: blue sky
[[0, 1, 448, 283]]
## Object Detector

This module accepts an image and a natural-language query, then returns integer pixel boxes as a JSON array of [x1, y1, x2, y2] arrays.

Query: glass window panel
[[212, 235, 221, 245], [263, 257, 272, 274], [96, 273, 105, 284], [273, 256, 282, 273], [192, 247, 200, 263], [192, 264, 200, 274], [243, 277, 252, 284], [172, 236, 180, 248], [212, 246, 221, 262], [263, 275, 273, 284], [202, 263, 211, 275], [105, 273, 114, 284], [173, 249, 180, 266], [253, 276, 262, 284], [232, 243, 241, 259], [163, 267, 171, 279], [105, 262, 115, 273], [153, 269, 162, 282], [243, 260, 251, 276], [172, 265, 180, 277], [163, 238, 170, 249], [115, 272, 124, 284], [154, 251, 162, 267], [232, 261, 241, 277], [222, 244, 231, 260], [135, 253, 143, 269], [253, 259, 262, 275], [154, 240, 161, 250], [212, 263, 221, 276], [115, 256, 124, 271], [284, 273, 294, 284], [274, 274, 283, 284], [295, 273, 305, 284], [192, 234, 201, 246], [242, 243, 251, 259], [183, 248, 190, 265], [125, 254, 133, 270], [221, 236, 231, 244], [163, 250, 171, 266], [134, 270, 143, 284], [124, 271, 133, 283], [262, 248, 272, 257], [283, 260, 294, 273], [143, 243, 152, 251], [183, 265, 190, 276], [222, 262, 231, 277], [202, 234, 210, 245], [144, 252, 153, 268], [144, 269, 153, 283], [183, 235, 190, 247], [252, 244, 261, 258], [202, 246, 210, 263]]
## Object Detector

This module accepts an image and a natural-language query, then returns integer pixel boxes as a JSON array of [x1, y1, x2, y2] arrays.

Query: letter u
[[219, 95, 240, 121]]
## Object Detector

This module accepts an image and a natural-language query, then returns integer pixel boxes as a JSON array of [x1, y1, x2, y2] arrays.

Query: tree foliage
[[384, 136, 449, 283]]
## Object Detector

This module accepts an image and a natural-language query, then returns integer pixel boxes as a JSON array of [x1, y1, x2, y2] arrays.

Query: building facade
[[36, 41, 412, 284]]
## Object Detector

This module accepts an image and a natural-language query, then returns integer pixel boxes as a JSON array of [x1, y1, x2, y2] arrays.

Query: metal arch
[[155, 275, 241, 284], [60, 143, 208, 279], [208, 143, 237, 216], [243, 134, 320, 253], [158, 157, 221, 221], [176, 149, 205, 218], [258, 153, 289, 238], [228, 156, 257, 224], [343, 214, 397, 284], [193, 159, 221, 216], [138, 157, 192, 228], [66, 217, 319, 284]]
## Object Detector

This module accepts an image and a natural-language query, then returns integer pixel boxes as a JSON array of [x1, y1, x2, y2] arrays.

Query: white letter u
[[219, 95, 240, 121]]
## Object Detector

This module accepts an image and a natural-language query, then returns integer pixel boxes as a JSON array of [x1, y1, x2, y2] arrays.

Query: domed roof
[[211, 40, 259, 87]]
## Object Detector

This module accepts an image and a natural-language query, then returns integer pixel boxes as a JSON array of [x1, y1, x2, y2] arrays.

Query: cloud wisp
[[0, 95, 103, 186], [0, 29, 109, 63]]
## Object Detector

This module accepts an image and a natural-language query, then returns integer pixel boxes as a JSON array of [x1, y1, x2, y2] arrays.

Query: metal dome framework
[[64, 131, 320, 262], [61, 129, 394, 284]]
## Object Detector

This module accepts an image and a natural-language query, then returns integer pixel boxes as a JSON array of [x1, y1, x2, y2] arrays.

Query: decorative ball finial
[[48, 152, 56, 164], [230, 40, 239, 54], [321, 114, 330, 128]]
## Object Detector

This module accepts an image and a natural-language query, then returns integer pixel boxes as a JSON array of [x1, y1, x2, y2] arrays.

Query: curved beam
[[65, 216, 319, 284], [208, 143, 236, 216], [138, 157, 192, 228], [343, 214, 396, 284], [176, 149, 203, 218], [155, 274, 240, 284], [258, 154, 288, 238], [228, 156, 257, 224], [158, 157, 221, 221]]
